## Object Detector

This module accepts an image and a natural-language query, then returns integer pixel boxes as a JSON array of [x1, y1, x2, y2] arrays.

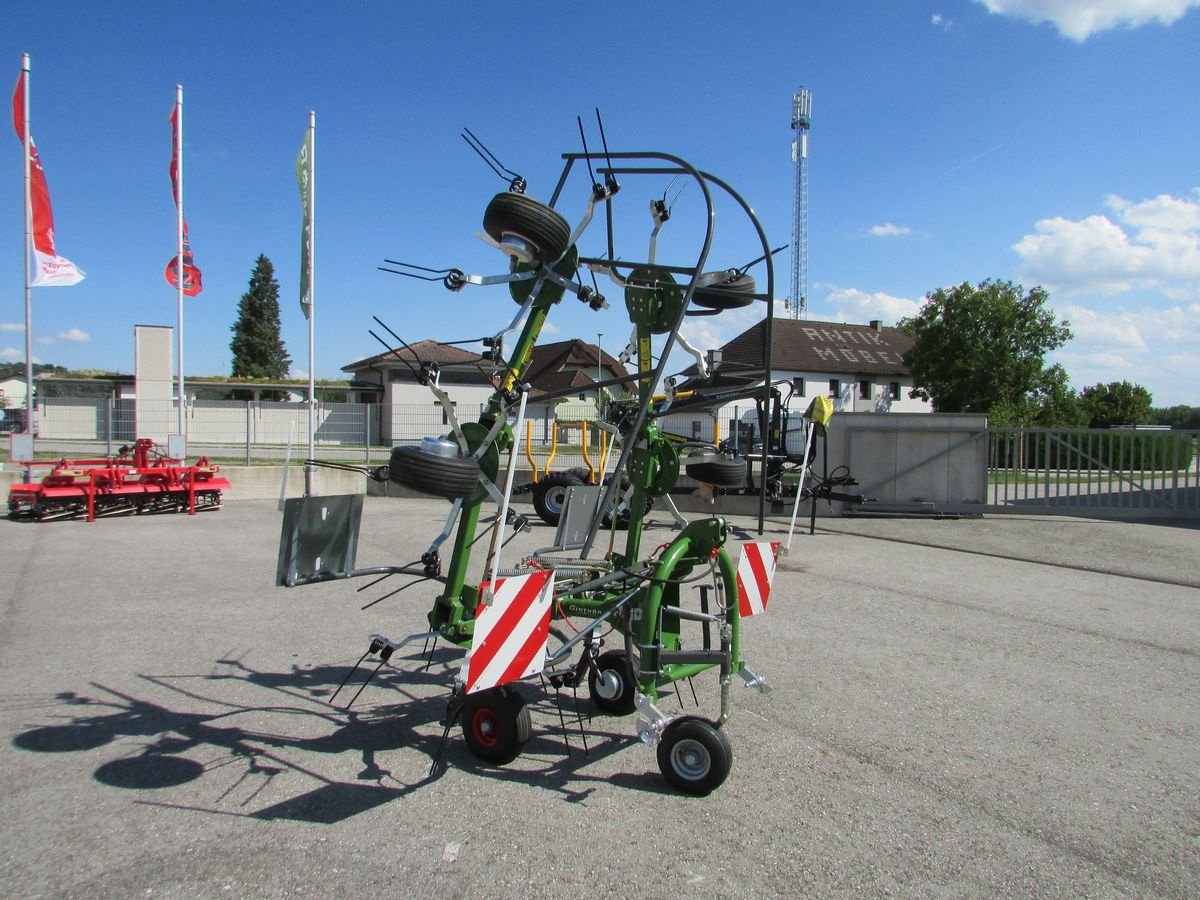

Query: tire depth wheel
[[692, 271, 757, 310], [657, 717, 733, 796], [483, 192, 572, 266], [685, 456, 748, 488], [588, 650, 636, 715], [461, 685, 531, 765], [389, 445, 481, 500], [532, 472, 583, 525]]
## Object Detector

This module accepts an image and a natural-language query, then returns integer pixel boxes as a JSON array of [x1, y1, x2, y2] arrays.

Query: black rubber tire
[[388, 445, 480, 500], [564, 466, 593, 484], [657, 717, 733, 795], [483, 192, 572, 265], [532, 472, 583, 525], [692, 271, 757, 310], [588, 650, 636, 715], [685, 457, 749, 488], [461, 685, 531, 765]]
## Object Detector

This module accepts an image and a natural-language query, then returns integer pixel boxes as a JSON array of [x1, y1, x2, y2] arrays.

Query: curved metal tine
[[462, 127, 525, 191], [368, 329, 421, 380], [735, 244, 789, 277], [594, 108, 619, 193], [379, 259, 458, 282], [577, 115, 598, 189]]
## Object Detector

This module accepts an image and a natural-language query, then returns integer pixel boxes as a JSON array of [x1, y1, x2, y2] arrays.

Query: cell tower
[[789, 87, 812, 319]]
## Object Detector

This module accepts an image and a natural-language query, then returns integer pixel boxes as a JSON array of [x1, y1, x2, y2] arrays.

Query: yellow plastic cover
[[805, 395, 835, 427]]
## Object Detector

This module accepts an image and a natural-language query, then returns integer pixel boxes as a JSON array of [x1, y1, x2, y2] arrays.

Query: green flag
[[296, 130, 313, 319]]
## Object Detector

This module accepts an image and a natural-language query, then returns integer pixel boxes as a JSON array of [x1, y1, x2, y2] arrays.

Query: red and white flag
[[165, 101, 201, 296], [736, 542, 781, 617], [462, 570, 555, 694], [12, 69, 85, 287]]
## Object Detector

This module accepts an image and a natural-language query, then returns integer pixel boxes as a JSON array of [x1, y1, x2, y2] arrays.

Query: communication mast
[[789, 87, 812, 319]]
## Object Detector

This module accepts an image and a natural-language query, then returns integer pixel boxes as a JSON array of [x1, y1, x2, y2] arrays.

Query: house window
[[792, 377, 806, 397], [859, 380, 871, 400], [890, 381, 901, 400], [828, 378, 840, 398]]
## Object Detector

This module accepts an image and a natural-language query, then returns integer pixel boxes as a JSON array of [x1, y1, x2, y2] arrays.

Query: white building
[[663, 318, 932, 447]]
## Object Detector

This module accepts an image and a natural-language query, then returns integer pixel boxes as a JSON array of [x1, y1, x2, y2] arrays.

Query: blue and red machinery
[[7, 438, 229, 522]]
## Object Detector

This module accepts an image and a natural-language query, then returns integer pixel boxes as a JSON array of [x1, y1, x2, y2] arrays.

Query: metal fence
[[986, 427, 1200, 516], [22, 399, 1199, 517], [26, 397, 753, 472]]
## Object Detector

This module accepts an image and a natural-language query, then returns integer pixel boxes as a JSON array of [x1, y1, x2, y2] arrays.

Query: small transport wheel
[[657, 717, 733, 796], [685, 456, 748, 488], [532, 472, 583, 525], [588, 650, 636, 715], [461, 685, 531, 765], [388, 444, 480, 500], [692, 271, 757, 310], [482, 192, 572, 266]]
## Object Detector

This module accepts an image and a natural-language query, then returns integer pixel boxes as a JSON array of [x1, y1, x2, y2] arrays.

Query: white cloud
[[1051, 302, 1200, 403], [1013, 192, 1200, 298], [1, 348, 40, 364], [974, 0, 1200, 40], [931, 13, 955, 29], [36, 336, 55, 346], [867, 223, 913, 237], [818, 286, 922, 324], [57, 329, 90, 342], [0, 323, 24, 332]]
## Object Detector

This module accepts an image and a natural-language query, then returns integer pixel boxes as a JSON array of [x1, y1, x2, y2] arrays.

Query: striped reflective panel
[[463, 569, 555, 694], [736, 542, 781, 617]]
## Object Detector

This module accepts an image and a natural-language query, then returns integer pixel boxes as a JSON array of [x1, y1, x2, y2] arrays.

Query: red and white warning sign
[[736, 542, 781, 617], [462, 569, 555, 694]]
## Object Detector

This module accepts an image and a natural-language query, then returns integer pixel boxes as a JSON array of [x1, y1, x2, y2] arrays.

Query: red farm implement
[[7, 438, 230, 522]]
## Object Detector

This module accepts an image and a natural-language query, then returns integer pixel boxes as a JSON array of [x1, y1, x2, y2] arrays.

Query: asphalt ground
[[1, 497, 1197, 897]]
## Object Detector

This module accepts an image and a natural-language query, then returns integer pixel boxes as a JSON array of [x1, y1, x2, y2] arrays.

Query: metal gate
[[835, 416, 1200, 519], [985, 427, 1200, 518]]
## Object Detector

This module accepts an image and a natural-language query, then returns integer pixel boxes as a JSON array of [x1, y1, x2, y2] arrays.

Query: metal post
[[364, 403, 371, 465], [105, 396, 113, 457], [244, 401, 251, 466]]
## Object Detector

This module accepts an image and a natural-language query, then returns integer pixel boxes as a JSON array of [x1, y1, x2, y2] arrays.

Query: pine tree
[[230, 255, 291, 389]]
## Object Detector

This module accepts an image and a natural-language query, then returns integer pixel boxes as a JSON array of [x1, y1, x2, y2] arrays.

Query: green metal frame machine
[[279, 127, 789, 794]]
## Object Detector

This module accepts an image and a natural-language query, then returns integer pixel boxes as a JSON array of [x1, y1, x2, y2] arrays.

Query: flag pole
[[18, 55, 32, 475], [175, 85, 185, 438], [305, 109, 316, 496], [20, 54, 32, 463]]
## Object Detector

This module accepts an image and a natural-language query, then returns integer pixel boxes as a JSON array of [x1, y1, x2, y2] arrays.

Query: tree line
[[898, 279, 1199, 429]]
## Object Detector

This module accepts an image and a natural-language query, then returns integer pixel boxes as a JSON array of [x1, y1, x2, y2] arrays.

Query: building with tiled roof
[[697, 318, 931, 414]]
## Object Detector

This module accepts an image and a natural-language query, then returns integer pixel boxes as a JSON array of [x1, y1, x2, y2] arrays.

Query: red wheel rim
[[469, 707, 500, 748]]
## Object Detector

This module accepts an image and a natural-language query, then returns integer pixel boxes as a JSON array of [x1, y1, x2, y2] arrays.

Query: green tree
[[1031, 364, 1088, 427], [230, 255, 291, 392], [1079, 381, 1153, 428], [1151, 405, 1200, 429], [899, 280, 1072, 425]]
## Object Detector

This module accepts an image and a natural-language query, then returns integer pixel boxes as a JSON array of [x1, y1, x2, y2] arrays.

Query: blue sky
[[3, 1, 1198, 405]]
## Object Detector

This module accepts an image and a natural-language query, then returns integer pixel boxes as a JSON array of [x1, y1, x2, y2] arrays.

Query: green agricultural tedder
[[278, 121, 819, 794]]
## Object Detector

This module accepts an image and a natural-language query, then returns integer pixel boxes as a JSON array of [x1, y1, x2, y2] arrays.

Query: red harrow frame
[[7, 438, 230, 522]]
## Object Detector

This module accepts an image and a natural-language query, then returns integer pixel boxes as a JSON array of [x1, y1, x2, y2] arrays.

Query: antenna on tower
[[789, 87, 811, 320]]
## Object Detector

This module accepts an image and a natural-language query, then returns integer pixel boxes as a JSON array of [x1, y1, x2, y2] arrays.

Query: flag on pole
[[12, 69, 85, 287], [296, 128, 313, 319], [165, 103, 202, 296]]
